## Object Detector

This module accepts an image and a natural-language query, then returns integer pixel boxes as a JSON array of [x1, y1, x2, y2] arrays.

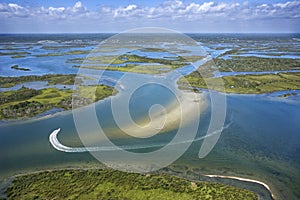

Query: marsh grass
[[5, 169, 257, 200]]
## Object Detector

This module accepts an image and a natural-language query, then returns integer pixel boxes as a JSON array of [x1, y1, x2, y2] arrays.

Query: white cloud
[[274, 1, 300, 8], [0, 1, 299, 20], [198, 2, 214, 12], [8, 3, 23, 10], [113, 4, 138, 17], [0, 3, 30, 17], [0, 1, 89, 19], [0, 1, 299, 32], [68, 1, 86, 13]]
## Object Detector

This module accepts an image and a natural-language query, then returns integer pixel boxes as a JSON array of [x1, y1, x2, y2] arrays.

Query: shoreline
[[204, 174, 275, 200], [1, 88, 299, 125], [1, 167, 263, 200], [0, 91, 115, 127]]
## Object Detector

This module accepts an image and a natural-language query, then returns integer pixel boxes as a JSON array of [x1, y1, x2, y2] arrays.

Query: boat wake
[[49, 122, 232, 153]]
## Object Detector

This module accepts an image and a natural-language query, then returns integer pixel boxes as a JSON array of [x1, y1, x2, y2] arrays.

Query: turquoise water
[[0, 88, 299, 198], [0, 33, 300, 199]]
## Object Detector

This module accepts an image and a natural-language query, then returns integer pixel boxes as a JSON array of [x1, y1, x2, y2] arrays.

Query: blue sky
[[0, 0, 299, 33]]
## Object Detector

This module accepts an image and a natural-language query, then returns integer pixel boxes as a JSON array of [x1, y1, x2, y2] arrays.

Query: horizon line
[[0, 32, 299, 34]]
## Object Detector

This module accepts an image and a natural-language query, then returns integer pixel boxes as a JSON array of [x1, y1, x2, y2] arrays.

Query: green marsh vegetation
[[139, 47, 167, 52], [84, 54, 188, 66], [214, 57, 300, 72], [0, 84, 116, 120], [178, 55, 300, 94], [0, 85, 116, 120], [217, 47, 300, 57], [0, 51, 30, 58], [41, 44, 92, 50], [0, 74, 117, 119], [278, 92, 297, 98], [138, 47, 190, 54], [0, 74, 78, 88], [0, 46, 32, 51], [73, 64, 177, 74], [0, 87, 71, 119], [179, 72, 300, 94], [70, 54, 204, 74], [11, 55, 26, 58], [35, 50, 91, 57], [5, 169, 257, 200], [10, 64, 30, 71]]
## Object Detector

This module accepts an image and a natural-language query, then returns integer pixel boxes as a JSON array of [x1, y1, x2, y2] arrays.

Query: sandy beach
[[205, 174, 275, 199]]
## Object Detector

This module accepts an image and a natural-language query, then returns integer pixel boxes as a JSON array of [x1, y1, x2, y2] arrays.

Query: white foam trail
[[49, 122, 232, 153]]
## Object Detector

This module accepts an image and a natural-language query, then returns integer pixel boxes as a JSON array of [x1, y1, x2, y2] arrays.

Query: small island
[[69, 50, 203, 74], [278, 92, 297, 98], [34, 50, 91, 57], [0, 51, 30, 58], [10, 64, 30, 71]]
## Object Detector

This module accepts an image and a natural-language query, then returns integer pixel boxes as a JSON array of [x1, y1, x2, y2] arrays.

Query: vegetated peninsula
[[0, 74, 77, 88], [69, 52, 203, 74], [215, 56, 300, 72], [0, 51, 30, 58], [178, 56, 300, 94], [0, 74, 117, 120], [5, 169, 258, 200], [179, 71, 300, 94]]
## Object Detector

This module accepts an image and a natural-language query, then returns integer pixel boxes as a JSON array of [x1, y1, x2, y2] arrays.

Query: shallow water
[[0, 81, 73, 92], [0, 33, 300, 199], [213, 69, 300, 78]]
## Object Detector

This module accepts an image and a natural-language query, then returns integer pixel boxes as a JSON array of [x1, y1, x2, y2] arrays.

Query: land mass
[[69, 53, 203, 74], [0, 74, 117, 120], [10, 64, 30, 71], [4, 169, 257, 200], [0, 74, 78, 88], [214, 57, 300, 72], [179, 72, 300, 94], [0, 51, 30, 58]]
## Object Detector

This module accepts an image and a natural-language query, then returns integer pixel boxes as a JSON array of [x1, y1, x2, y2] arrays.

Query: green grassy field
[[4, 169, 257, 200], [0, 51, 30, 58], [73, 64, 177, 74], [0, 74, 78, 88], [0, 85, 117, 120], [179, 72, 300, 94], [214, 57, 300, 72], [69, 53, 203, 74], [35, 50, 91, 57]]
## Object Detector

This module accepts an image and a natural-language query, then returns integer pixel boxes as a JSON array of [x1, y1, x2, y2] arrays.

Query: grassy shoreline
[[214, 56, 300, 72], [0, 74, 117, 120], [179, 72, 300, 94], [0, 74, 78, 88], [0, 85, 117, 120], [3, 168, 258, 200]]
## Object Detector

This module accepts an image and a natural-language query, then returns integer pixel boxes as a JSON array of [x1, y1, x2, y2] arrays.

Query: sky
[[0, 0, 299, 33]]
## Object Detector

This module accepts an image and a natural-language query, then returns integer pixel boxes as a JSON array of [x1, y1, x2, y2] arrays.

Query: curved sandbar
[[205, 174, 275, 199]]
